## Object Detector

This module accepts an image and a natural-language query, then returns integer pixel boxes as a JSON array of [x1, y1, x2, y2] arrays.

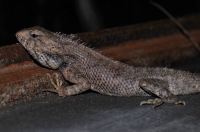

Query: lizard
[[16, 26, 200, 108]]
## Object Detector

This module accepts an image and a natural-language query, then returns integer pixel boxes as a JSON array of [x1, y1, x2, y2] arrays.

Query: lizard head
[[16, 26, 64, 69]]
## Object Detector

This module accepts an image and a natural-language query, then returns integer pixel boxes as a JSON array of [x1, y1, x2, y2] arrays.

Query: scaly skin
[[16, 26, 200, 107]]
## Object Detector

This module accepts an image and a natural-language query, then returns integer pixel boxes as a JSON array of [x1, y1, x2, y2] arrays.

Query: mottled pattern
[[16, 26, 200, 106]]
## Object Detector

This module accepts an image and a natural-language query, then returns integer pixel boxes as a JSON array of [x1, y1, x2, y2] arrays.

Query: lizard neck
[[61, 35, 114, 66]]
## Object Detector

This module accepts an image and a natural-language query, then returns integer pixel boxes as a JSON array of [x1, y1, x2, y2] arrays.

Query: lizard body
[[16, 26, 200, 107]]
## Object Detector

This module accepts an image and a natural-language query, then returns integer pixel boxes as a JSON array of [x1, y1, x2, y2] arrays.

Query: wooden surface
[[1, 13, 200, 106]]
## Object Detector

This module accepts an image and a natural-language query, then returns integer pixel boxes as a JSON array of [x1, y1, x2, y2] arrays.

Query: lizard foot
[[140, 98, 186, 108], [43, 73, 66, 98]]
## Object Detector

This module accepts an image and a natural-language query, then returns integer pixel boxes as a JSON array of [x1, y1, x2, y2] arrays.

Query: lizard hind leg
[[139, 79, 186, 108]]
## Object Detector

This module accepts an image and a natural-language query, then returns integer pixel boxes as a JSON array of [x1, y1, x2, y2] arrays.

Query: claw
[[175, 101, 186, 106]]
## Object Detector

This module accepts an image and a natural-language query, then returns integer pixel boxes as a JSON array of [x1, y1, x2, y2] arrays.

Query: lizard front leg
[[139, 79, 185, 108], [45, 67, 91, 97]]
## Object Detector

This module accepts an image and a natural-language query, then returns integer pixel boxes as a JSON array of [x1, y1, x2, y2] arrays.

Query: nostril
[[16, 31, 24, 39], [16, 32, 20, 38]]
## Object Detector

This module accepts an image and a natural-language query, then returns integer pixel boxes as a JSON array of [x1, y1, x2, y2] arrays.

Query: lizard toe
[[175, 101, 186, 106], [140, 97, 186, 108], [140, 98, 163, 108]]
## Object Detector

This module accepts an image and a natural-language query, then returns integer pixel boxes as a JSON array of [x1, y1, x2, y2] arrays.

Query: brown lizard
[[16, 26, 200, 108]]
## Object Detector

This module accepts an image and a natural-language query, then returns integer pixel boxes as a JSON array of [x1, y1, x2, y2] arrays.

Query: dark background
[[1, 1, 200, 131], [0, 0, 200, 46]]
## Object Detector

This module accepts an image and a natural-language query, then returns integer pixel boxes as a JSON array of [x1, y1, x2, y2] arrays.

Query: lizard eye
[[30, 33, 38, 38]]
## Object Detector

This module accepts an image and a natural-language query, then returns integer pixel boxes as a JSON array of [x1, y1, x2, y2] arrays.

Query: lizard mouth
[[16, 34, 26, 46]]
